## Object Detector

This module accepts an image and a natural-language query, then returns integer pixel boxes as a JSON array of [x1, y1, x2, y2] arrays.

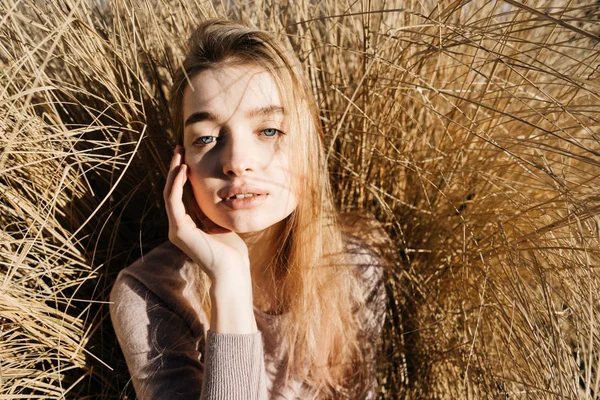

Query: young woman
[[110, 19, 388, 399]]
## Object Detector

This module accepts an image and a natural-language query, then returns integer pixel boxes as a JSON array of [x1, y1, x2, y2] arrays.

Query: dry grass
[[1, 0, 600, 398]]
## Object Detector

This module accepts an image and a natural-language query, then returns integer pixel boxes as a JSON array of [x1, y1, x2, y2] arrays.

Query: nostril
[[224, 162, 253, 177]]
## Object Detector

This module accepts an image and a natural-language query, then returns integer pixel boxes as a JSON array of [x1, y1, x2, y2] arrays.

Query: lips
[[217, 185, 269, 210], [228, 193, 259, 200], [218, 185, 268, 200]]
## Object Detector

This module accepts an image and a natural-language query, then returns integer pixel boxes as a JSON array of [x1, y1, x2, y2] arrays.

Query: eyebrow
[[247, 105, 285, 118], [184, 111, 217, 127], [184, 105, 285, 127]]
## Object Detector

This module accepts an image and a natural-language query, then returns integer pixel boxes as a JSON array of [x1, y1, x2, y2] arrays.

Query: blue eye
[[195, 136, 216, 145], [262, 128, 280, 137]]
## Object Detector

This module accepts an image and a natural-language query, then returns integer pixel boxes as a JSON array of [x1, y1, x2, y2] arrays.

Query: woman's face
[[181, 64, 298, 233]]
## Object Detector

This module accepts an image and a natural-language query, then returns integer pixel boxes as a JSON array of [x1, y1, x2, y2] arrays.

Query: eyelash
[[192, 128, 284, 146], [190, 136, 214, 145], [261, 128, 283, 137]]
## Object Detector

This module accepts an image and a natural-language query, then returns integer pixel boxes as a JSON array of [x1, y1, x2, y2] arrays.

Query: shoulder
[[338, 213, 389, 342], [110, 241, 209, 335], [112, 241, 188, 288], [338, 212, 390, 302], [339, 212, 391, 274], [110, 241, 188, 308]]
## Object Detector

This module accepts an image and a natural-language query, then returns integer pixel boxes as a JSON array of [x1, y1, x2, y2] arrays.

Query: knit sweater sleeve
[[201, 331, 267, 399], [109, 254, 268, 400]]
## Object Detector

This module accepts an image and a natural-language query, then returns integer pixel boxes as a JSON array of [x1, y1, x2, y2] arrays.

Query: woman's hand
[[164, 146, 249, 280], [164, 146, 257, 333]]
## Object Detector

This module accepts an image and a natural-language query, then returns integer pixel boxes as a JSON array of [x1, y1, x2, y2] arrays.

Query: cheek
[[276, 167, 300, 217], [277, 152, 302, 198], [185, 152, 216, 185], [186, 164, 214, 205], [284, 171, 301, 201]]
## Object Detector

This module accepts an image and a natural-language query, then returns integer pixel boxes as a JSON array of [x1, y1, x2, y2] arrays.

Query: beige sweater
[[110, 238, 386, 399]]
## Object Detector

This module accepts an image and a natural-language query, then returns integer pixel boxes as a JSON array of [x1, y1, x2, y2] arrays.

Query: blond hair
[[169, 19, 371, 397]]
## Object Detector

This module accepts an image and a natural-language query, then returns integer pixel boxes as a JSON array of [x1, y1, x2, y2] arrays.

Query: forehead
[[182, 65, 284, 120]]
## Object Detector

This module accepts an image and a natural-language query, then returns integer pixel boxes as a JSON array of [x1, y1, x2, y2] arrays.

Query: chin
[[213, 216, 283, 234]]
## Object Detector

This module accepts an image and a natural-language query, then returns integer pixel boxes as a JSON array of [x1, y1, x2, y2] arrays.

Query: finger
[[163, 146, 184, 200], [166, 163, 190, 224]]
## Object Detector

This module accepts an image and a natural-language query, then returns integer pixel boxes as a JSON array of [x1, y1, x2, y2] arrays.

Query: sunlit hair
[[169, 19, 372, 397]]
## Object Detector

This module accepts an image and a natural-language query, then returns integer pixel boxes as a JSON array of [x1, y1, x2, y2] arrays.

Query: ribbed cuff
[[200, 330, 266, 400]]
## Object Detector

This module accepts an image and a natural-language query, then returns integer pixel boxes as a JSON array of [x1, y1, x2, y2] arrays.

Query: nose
[[221, 128, 258, 177]]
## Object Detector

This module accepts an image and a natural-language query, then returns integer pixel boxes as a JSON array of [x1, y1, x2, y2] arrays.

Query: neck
[[239, 221, 285, 268]]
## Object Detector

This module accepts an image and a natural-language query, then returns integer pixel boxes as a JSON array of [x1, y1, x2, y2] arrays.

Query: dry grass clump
[[1, 0, 600, 398]]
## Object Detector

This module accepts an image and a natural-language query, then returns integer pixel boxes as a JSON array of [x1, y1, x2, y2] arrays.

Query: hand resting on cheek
[[163, 145, 250, 284]]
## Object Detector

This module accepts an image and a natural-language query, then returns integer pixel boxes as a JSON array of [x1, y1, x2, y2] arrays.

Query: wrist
[[209, 274, 257, 334]]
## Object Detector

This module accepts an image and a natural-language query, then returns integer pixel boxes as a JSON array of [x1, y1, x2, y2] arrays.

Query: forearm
[[209, 273, 257, 334], [203, 274, 267, 400]]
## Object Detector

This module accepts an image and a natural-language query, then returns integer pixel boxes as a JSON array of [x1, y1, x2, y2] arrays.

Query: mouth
[[218, 186, 269, 210], [227, 193, 262, 200], [219, 185, 269, 200]]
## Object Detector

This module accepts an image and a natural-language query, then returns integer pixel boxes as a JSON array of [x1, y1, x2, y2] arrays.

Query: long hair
[[169, 19, 369, 397]]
